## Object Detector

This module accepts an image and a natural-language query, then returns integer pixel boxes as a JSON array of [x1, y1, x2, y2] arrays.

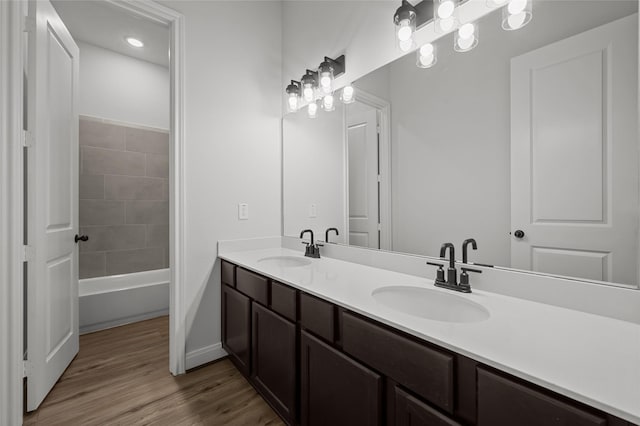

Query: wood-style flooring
[[23, 316, 283, 426]]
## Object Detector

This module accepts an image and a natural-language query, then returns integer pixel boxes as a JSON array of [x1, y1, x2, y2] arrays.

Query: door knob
[[513, 230, 525, 239], [74, 234, 89, 243]]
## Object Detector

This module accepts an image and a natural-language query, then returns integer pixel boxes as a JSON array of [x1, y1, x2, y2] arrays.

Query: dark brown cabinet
[[300, 330, 382, 426], [252, 302, 297, 424], [221, 284, 251, 376], [477, 367, 609, 426], [220, 260, 636, 426], [395, 386, 461, 426]]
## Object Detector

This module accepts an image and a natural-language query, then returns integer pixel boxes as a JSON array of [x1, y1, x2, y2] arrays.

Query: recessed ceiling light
[[125, 37, 144, 48]]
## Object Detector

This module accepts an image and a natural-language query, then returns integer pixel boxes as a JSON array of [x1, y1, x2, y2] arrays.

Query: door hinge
[[23, 360, 30, 378], [377, 174, 382, 183], [376, 126, 381, 134], [23, 130, 34, 147], [23, 17, 35, 34], [377, 223, 382, 231], [22, 245, 33, 262]]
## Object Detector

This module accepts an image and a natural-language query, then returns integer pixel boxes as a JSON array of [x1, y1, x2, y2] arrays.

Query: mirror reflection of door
[[347, 102, 380, 249], [511, 14, 638, 285]]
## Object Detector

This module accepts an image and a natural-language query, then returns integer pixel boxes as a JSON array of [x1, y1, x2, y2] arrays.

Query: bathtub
[[79, 268, 170, 334]]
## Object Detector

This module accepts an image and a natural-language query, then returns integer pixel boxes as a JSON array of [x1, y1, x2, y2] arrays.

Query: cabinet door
[[252, 303, 297, 423], [395, 386, 461, 426], [221, 285, 251, 376], [477, 367, 608, 426], [300, 331, 382, 426]]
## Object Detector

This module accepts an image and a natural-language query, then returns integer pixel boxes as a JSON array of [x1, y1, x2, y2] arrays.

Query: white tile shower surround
[[218, 237, 640, 424]]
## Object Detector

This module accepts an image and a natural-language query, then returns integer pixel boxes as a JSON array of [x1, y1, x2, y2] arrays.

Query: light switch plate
[[238, 203, 249, 220], [309, 204, 317, 218]]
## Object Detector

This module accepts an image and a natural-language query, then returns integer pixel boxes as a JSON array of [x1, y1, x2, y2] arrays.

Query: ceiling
[[52, 1, 170, 67]]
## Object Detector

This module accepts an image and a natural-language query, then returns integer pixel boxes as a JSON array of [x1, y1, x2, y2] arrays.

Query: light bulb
[[397, 19, 413, 42], [341, 85, 355, 104], [320, 74, 331, 89], [303, 86, 314, 102], [419, 53, 435, 67], [308, 102, 318, 118], [455, 22, 478, 52], [417, 43, 437, 69], [322, 95, 335, 112], [288, 94, 299, 112], [508, 0, 527, 15], [458, 23, 474, 39], [502, 0, 531, 30], [419, 44, 434, 56], [125, 37, 144, 48], [437, 0, 455, 19], [457, 34, 475, 50], [399, 39, 413, 52], [507, 11, 526, 29]]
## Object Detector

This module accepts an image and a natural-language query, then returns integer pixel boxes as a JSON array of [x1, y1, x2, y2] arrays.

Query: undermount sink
[[372, 286, 490, 323], [257, 255, 312, 268]]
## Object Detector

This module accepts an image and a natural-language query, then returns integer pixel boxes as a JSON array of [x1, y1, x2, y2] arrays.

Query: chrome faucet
[[300, 229, 322, 258]]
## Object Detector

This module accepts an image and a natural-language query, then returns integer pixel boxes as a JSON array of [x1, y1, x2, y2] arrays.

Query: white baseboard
[[186, 342, 227, 370], [80, 308, 169, 335]]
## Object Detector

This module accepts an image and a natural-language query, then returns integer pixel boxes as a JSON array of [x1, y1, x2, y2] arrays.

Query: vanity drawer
[[221, 260, 236, 287], [236, 268, 268, 306], [300, 293, 335, 343], [341, 312, 454, 413], [271, 281, 297, 322], [477, 367, 607, 426]]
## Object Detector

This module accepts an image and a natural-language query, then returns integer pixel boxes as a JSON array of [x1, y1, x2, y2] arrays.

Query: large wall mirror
[[283, 0, 640, 289]]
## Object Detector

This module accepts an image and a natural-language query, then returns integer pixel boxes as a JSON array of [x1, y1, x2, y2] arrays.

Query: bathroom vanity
[[218, 242, 640, 426]]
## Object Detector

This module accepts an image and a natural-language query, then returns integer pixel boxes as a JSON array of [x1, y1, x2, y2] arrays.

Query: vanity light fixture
[[318, 56, 345, 95], [322, 94, 335, 112], [502, 0, 532, 30], [125, 36, 144, 48], [417, 43, 437, 68], [301, 70, 318, 103], [341, 85, 355, 104], [434, 0, 458, 34], [454, 22, 478, 52], [307, 101, 318, 119], [394, 0, 435, 52], [394, 0, 417, 52], [286, 80, 301, 113]]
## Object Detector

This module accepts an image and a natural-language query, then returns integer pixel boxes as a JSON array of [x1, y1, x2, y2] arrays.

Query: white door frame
[[1, 1, 27, 424], [105, 0, 187, 378], [343, 90, 393, 251], [0, 0, 186, 421]]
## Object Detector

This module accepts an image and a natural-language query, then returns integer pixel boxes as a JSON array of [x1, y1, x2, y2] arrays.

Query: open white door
[[347, 106, 380, 249], [26, 0, 80, 411], [511, 14, 638, 285]]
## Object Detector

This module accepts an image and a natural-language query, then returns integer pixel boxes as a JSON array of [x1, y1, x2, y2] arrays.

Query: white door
[[26, 0, 80, 410], [511, 14, 638, 285], [347, 106, 380, 249]]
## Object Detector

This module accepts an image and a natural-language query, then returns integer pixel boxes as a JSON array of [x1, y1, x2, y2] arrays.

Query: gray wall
[[79, 116, 169, 278]]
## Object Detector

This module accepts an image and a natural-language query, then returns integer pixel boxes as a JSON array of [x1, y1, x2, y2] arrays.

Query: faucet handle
[[461, 267, 482, 274], [427, 261, 446, 283]]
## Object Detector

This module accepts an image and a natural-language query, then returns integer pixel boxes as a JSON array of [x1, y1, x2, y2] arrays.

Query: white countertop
[[219, 247, 640, 423]]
